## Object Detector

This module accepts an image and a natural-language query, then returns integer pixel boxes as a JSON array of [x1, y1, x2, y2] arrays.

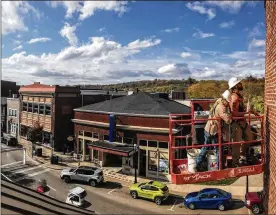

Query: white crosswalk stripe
[[13, 168, 51, 182], [10, 164, 47, 175]]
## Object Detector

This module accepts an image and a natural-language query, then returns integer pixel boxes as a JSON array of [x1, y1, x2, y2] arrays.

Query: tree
[[27, 121, 43, 157]]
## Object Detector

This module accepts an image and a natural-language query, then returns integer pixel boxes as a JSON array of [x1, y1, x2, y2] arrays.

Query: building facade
[[264, 1, 276, 214], [19, 82, 81, 151], [72, 92, 190, 181], [6, 95, 20, 140]]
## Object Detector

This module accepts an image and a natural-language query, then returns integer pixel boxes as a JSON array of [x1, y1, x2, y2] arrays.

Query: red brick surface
[[264, 1, 276, 214]]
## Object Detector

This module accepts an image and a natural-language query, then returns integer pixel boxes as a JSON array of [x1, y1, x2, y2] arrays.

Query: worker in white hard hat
[[228, 77, 257, 167], [196, 90, 232, 172]]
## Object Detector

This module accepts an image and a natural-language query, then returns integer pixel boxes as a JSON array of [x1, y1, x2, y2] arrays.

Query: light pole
[[133, 144, 139, 184]]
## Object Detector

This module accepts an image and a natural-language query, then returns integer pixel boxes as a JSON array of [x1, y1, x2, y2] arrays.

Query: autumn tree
[[27, 121, 43, 157]]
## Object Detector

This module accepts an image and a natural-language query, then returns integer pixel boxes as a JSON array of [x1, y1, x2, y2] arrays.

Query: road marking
[[14, 169, 50, 182], [108, 189, 117, 195], [248, 209, 251, 215], [48, 185, 56, 191], [167, 200, 178, 211], [1, 161, 23, 168], [1, 173, 13, 182], [10, 164, 46, 175]]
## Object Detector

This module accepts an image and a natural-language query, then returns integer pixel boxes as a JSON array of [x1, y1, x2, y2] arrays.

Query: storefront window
[[79, 139, 84, 153], [148, 150, 158, 171], [139, 140, 147, 146], [43, 132, 51, 146], [93, 149, 99, 159], [84, 131, 92, 137], [158, 142, 168, 149], [84, 139, 91, 154], [148, 141, 157, 148], [159, 152, 169, 173]]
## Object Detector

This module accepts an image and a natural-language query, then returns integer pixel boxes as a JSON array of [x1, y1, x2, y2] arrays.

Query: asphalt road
[[1, 143, 251, 214]]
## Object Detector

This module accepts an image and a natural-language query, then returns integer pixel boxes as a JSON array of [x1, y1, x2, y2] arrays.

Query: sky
[[2, 1, 266, 85]]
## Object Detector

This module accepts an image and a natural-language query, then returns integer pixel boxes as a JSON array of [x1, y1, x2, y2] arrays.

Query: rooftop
[[75, 92, 190, 117]]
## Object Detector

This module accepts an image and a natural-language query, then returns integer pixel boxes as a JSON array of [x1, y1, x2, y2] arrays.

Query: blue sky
[[2, 1, 265, 85]]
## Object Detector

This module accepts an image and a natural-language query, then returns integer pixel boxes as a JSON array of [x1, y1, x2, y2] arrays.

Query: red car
[[36, 179, 47, 193], [245, 190, 263, 214]]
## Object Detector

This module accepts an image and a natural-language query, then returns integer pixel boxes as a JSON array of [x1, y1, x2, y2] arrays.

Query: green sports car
[[129, 180, 169, 205]]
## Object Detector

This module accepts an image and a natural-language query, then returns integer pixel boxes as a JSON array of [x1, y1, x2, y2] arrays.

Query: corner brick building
[[264, 1, 276, 214]]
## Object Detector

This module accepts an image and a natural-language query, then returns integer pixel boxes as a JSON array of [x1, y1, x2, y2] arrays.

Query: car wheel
[[130, 191, 138, 199], [218, 204, 225, 211], [64, 176, 70, 183], [188, 203, 195, 210], [155, 197, 162, 205], [252, 204, 261, 214], [89, 180, 96, 187]]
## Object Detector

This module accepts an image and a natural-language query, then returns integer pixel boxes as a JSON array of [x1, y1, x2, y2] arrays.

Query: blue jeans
[[196, 131, 219, 169]]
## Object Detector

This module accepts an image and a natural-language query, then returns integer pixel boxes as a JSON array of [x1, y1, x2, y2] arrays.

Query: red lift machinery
[[169, 100, 264, 184]]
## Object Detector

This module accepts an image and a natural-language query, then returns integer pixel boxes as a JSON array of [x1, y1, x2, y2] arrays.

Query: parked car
[[2, 133, 18, 146], [184, 188, 232, 211], [129, 180, 169, 205], [66, 186, 87, 207], [245, 190, 263, 214], [60, 166, 104, 187], [37, 179, 47, 193]]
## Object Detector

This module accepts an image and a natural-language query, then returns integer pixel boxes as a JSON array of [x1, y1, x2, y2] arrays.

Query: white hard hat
[[222, 90, 231, 102], [228, 77, 242, 89]]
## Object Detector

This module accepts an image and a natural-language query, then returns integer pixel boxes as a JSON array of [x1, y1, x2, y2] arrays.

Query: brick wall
[[264, 1, 276, 214]]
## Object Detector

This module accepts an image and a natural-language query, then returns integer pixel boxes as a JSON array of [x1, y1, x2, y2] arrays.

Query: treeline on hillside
[[78, 76, 265, 113]]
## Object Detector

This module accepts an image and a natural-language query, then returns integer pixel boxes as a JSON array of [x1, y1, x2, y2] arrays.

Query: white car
[[66, 187, 87, 207]]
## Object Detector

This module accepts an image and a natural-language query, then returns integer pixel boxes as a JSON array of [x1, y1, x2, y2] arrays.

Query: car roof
[[69, 187, 85, 195], [78, 166, 99, 170], [147, 181, 166, 188]]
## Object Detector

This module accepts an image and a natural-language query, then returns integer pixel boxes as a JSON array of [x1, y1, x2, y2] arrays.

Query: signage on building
[[67, 136, 74, 141]]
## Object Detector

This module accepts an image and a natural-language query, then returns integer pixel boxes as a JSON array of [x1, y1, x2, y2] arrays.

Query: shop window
[[124, 137, 133, 145], [93, 133, 99, 139], [139, 140, 147, 146], [45, 104, 51, 115], [39, 104, 45, 114], [79, 139, 84, 153], [148, 141, 157, 148], [159, 152, 169, 173], [33, 103, 39, 114], [159, 142, 168, 149], [28, 103, 33, 112], [79, 130, 84, 136], [43, 132, 51, 146], [84, 131, 92, 137], [104, 135, 109, 141], [148, 151, 158, 171], [84, 139, 91, 154], [23, 102, 27, 111]]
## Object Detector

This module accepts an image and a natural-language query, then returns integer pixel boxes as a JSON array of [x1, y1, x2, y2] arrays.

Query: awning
[[88, 141, 135, 157]]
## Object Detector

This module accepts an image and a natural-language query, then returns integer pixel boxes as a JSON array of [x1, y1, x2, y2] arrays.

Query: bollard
[[23, 148, 26, 165]]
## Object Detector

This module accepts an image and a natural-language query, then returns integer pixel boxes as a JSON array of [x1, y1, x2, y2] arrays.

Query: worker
[[228, 77, 258, 166], [196, 90, 232, 172]]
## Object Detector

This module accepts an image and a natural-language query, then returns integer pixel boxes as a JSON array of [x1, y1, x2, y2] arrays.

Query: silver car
[[60, 166, 104, 187]]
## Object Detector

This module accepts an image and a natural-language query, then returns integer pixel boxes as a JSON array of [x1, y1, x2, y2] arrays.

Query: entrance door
[[139, 149, 146, 176]]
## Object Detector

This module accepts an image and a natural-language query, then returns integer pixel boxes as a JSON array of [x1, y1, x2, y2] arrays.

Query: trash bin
[[51, 155, 59, 164], [36, 148, 42, 157]]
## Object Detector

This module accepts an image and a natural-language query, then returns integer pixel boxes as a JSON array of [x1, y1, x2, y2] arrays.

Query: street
[[1, 143, 250, 214]]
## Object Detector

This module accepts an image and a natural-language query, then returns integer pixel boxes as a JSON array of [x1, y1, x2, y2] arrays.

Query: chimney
[[34, 82, 40, 84]]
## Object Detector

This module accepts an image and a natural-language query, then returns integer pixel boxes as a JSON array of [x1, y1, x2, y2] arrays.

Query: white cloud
[[248, 22, 265, 38], [193, 29, 215, 39], [158, 63, 191, 76], [3, 37, 162, 85], [186, 1, 216, 20], [60, 23, 79, 46], [161, 28, 179, 33], [13, 40, 22, 45], [219, 20, 235, 28], [2, 1, 40, 35], [248, 39, 265, 50], [48, 1, 129, 20], [28, 37, 52, 44], [127, 38, 161, 49], [13, 45, 23, 51], [17, 34, 22, 38], [99, 27, 106, 32], [204, 1, 246, 13], [180, 52, 201, 59]]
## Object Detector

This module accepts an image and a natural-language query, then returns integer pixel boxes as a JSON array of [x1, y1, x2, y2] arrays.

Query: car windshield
[[69, 169, 76, 172], [217, 189, 228, 198], [138, 183, 146, 187], [161, 186, 168, 192]]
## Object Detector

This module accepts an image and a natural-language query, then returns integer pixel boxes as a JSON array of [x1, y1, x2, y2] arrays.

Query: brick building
[[19, 82, 81, 151], [264, 1, 276, 214], [72, 92, 190, 181]]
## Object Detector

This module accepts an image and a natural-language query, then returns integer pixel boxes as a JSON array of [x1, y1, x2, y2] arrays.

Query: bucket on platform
[[187, 149, 200, 173], [207, 151, 218, 171]]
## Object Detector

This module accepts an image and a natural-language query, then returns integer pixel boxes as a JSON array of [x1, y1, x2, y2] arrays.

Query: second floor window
[[45, 104, 51, 115], [23, 102, 27, 111]]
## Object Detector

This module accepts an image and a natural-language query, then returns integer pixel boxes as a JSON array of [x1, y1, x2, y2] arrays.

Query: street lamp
[[133, 144, 139, 184]]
